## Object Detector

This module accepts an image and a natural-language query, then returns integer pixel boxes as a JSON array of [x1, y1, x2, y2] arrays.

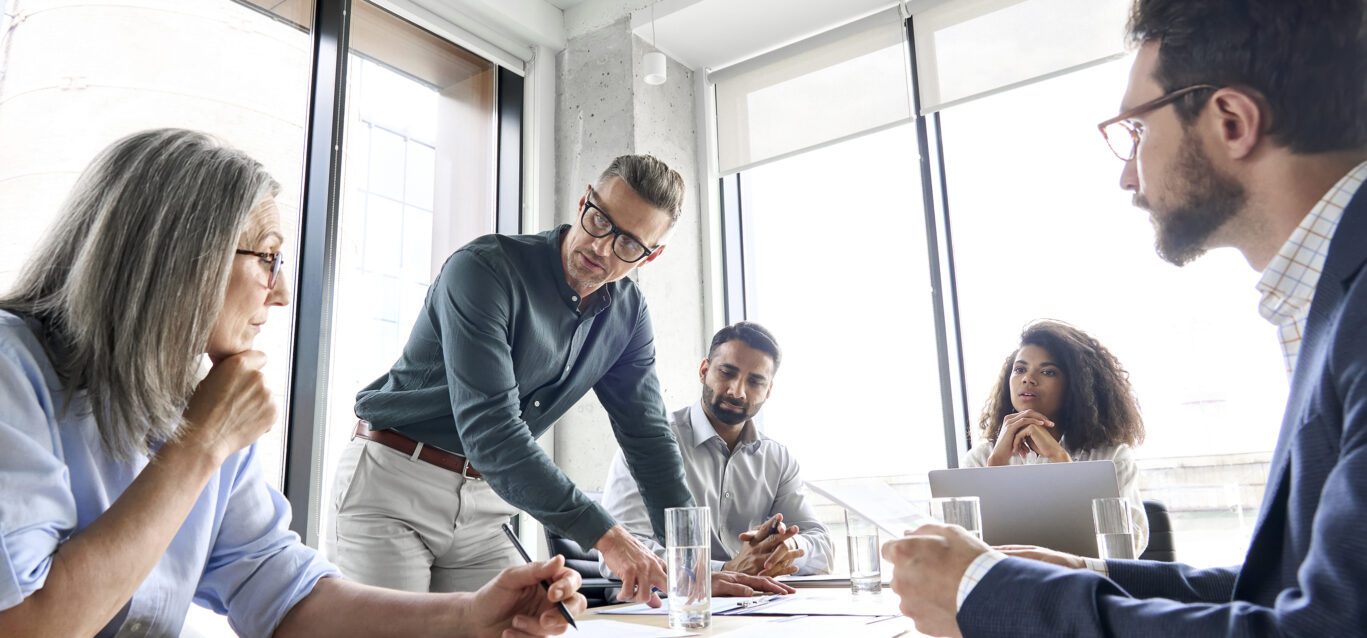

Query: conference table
[[577, 579, 929, 637]]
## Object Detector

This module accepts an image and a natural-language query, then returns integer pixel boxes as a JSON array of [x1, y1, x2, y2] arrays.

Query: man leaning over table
[[331, 155, 789, 606]]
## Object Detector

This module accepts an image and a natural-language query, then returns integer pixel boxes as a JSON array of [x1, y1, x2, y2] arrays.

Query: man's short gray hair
[[597, 154, 686, 223], [0, 128, 278, 459]]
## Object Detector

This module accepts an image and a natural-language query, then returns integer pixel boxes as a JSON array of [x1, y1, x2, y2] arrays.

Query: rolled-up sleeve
[[0, 342, 75, 612], [593, 304, 693, 544], [193, 444, 339, 638]]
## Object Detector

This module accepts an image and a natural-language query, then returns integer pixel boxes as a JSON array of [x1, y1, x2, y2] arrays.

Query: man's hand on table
[[595, 525, 668, 607], [727, 513, 806, 577]]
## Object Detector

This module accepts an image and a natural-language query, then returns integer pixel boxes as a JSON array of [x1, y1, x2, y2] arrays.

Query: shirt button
[[724, 491, 732, 498], [571, 295, 578, 302], [533, 400, 541, 408]]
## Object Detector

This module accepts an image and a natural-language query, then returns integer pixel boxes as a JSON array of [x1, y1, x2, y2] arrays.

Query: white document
[[570, 619, 698, 637], [724, 591, 902, 617], [717, 615, 924, 638], [594, 597, 754, 616], [805, 478, 935, 538]]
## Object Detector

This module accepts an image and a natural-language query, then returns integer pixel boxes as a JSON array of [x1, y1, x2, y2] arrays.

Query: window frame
[[281, 0, 522, 545], [718, 15, 971, 471]]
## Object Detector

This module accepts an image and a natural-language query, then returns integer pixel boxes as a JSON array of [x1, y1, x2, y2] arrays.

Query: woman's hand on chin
[[178, 349, 276, 464]]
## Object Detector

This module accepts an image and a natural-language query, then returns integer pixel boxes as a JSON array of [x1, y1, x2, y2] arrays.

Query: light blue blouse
[[0, 311, 338, 637]]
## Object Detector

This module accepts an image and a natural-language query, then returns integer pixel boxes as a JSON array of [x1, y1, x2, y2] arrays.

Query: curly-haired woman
[[963, 319, 1148, 553]]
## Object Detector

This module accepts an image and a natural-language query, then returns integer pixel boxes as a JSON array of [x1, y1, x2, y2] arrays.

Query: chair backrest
[[542, 492, 618, 607], [545, 529, 606, 578], [1139, 499, 1177, 562]]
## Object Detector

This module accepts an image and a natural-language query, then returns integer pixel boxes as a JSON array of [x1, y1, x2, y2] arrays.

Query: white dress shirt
[[600, 402, 833, 576]]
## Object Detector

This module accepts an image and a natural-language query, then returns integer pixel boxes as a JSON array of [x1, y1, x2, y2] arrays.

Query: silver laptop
[[928, 460, 1120, 558]]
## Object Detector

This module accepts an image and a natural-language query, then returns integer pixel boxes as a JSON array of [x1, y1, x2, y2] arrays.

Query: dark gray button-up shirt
[[354, 225, 692, 548]]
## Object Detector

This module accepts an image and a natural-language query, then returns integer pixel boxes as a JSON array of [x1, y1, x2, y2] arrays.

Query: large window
[[0, 0, 314, 486], [734, 122, 946, 573], [938, 58, 1283, 567], [0, 1, 316, 634], [723, 34, 1285, 570], [317, 0, 499, 558]]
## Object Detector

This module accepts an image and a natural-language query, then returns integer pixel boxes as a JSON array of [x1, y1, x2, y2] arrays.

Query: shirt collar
[[1255, 161, 1367, 327], [688, 400, 761, 452]]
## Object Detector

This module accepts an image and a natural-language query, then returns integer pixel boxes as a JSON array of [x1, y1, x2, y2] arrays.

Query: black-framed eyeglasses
[[1097, 84, 1218, 161], [580, 186, 655, 263], [235, 249, 284, 289]]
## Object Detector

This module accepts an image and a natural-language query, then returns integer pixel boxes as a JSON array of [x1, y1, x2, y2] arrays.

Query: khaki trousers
[[329, 438, 520, 592]]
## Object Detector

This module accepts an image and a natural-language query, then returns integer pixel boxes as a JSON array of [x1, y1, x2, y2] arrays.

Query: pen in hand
[[500, 523, 579, 630]]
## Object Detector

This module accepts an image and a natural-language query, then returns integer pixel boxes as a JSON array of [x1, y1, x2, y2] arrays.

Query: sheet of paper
[[722, 591, 903, 617], [594, 597, 750, 616], [805, 478, 935, 538], [715, 614, 924, 638], [570, 619, 698, 637]]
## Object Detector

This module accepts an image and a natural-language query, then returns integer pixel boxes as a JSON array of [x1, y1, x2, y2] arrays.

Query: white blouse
[[962, 439, 1149, 556]]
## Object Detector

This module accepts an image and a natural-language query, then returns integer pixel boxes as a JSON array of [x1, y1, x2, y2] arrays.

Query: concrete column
[[551, 17, 704, 491]]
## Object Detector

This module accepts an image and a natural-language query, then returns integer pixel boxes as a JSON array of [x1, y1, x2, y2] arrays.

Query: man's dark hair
[[708, 321, 781, 370], [1127, 0, 1366, 154]]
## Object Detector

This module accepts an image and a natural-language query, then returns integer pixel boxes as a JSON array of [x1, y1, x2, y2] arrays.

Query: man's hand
[[465, 555, 587, 638], [710, 571, 796, 597], [881, 523, 990, 638], [726, 514, 805, 576], [995, 544, 1087, 569], [594, 525, 668, 607]]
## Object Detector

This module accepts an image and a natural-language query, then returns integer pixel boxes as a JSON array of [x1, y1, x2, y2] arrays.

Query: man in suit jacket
[[881, 1, 1367, 635]]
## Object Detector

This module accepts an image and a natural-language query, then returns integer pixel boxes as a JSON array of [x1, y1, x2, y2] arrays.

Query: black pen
[[500, 523, 578, 630]]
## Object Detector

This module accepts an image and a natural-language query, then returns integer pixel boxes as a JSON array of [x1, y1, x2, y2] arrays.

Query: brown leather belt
[[353, 420, 482, 479]]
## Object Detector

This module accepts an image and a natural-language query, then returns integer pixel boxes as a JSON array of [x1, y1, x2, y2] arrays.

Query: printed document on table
[[595, 597, 753, 616], [572, 619, 698, 637], [718, 615, 925, 637], [723, 591, 902, 617], [805, 478, 935, 538]]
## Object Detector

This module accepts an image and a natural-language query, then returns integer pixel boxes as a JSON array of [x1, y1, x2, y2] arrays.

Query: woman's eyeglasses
[[235, 249, 284, 289]]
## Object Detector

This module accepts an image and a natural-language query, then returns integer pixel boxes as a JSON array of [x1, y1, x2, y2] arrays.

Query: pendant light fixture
[[643, 2, 666, 85]]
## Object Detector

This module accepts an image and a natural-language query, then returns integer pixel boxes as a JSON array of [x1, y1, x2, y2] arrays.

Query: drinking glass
[[666, 507, 712, 629], [1092, 497, 1136, 560], [929, 496, 982, 540], [844, 511, 881, 594]]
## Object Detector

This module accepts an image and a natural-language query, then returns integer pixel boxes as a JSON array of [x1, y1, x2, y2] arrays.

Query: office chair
[[542, 493, 620, 607], [1139, 499, 1177, 562]]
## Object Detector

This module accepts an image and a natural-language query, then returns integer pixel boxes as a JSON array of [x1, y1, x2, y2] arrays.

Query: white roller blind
[[711, 7, 912, 176], [913, 0, 1130, 113]]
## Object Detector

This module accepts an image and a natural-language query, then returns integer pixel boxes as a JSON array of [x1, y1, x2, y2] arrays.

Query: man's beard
[[1135, 134, 1246, 266], [702, 385, 757, 426]]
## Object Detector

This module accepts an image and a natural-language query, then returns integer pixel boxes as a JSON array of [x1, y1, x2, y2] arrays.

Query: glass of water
[[666, 506, 712, 629], [844, 511, 881, 594], [929, 496, 983, 540], [1092, 497, 1136, 560]]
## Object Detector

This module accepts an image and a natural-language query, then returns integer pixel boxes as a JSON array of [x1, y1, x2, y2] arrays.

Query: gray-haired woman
[[0, 128, 585, 637]]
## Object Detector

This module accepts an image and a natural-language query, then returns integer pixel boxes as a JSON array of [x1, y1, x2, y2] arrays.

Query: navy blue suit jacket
[[959, 183, 1367, 636]]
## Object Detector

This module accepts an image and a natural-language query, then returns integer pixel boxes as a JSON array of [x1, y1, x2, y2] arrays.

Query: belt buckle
[[460, 459, 481, 481]]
